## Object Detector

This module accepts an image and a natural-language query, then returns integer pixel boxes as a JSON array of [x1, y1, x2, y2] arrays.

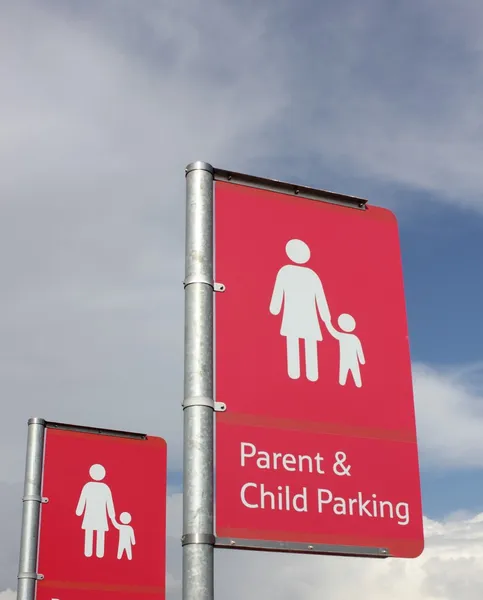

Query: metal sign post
[[182, 162, 216, 600], [181, 160, 423, 600], [17, 418, 46, 600]]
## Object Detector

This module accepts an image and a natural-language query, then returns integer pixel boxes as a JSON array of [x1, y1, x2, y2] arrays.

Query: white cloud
[[4, 499, 483, 599], [413, 362, 483, 468], [6, 496, 483, 599], [163, 494, 483, 600], [0, 591, 15, 600]]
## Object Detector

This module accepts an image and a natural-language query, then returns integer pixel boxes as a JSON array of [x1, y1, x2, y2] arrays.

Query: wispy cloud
[[414, 362, 483, 469], [259, 0, 483, 211], [0, 0, 290, 479]]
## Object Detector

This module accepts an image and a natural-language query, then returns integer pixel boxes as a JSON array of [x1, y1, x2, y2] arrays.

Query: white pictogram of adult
[[75, 464, 116, 558], [270, 239, 331, 382]]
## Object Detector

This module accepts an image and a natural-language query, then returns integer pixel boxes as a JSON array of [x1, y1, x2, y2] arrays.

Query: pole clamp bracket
[[182, 396, 226, 412], [181, 533, 216, 546], [183, 277, 225, 292], [18, 572, 44, 581], [22, 495, 49, 504]]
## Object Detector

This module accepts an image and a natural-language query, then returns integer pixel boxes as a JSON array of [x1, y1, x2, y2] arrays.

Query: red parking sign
[[214, 180, 423, 558], [36, 426, 167, 599]]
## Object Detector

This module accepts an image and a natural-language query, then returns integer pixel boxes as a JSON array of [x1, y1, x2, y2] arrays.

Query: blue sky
[[403, 201, 483, 519], [403, 201, 483, 366], [2, 0, 483, 598]]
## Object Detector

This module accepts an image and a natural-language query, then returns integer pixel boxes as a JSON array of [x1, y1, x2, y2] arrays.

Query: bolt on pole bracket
[[182, 397, 226, 412]]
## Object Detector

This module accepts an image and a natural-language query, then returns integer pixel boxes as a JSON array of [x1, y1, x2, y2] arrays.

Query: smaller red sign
[[36, 426, 167, 600]]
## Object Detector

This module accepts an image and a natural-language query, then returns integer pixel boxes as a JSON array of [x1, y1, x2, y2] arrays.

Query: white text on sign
[[239, 442, 410, 526]]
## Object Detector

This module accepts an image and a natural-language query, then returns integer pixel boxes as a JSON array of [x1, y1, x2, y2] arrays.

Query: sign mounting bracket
[[214, 537, 390, 558], [214, 168, 368, 210]]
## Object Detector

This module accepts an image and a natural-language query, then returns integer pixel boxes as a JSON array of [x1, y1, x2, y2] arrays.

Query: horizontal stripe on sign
[[38, 580, 164, 595], [217, 412, 417, 443]]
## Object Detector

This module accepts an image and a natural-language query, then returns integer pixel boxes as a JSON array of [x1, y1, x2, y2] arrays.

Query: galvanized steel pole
[[182, 162, 215, 600], [17, 417, 46, 600]]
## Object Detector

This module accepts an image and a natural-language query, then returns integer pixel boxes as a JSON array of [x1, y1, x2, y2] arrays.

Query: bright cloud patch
[[413, 362, 483, 468], [164, 494, 483, 600], [4, 510, 483, 599]]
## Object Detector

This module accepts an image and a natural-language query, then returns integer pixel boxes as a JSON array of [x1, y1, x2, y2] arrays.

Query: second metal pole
[[17, 417, 46, 600], [182, 162, 215, 600]]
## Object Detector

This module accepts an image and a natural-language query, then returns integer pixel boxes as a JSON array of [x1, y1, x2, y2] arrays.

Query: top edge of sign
[[29, 417, 149, 441], [185, 162, 369, 211]]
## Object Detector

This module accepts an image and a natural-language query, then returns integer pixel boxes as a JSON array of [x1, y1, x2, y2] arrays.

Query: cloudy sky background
[[2, 0, 483, 597]]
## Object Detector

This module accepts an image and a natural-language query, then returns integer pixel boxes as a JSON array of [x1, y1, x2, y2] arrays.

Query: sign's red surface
[[214, 180, 424, 558], [36, 427, 166, 599]]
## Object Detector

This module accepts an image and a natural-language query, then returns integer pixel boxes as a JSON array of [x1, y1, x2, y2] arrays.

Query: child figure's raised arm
[[325, 320, 342, 340], [315, 278, 331, 324]]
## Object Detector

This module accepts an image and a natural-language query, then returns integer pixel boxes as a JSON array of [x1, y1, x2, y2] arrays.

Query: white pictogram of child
[[326, 314, 365, 388], [114, 512, 136, 560]]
